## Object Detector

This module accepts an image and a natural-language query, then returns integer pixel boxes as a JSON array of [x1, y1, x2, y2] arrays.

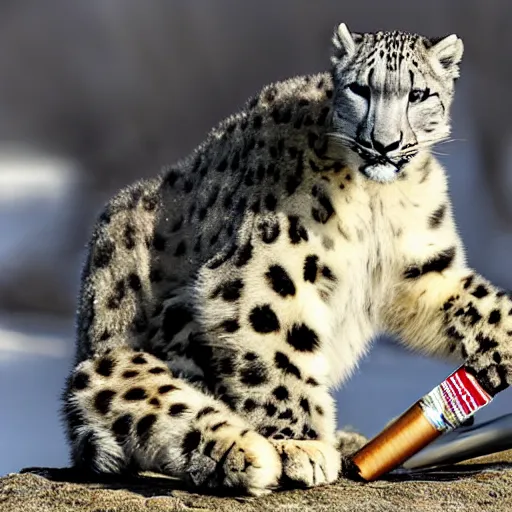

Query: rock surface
[[1, 451, 511, 512]]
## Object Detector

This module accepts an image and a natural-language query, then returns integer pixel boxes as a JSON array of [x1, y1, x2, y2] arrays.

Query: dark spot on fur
[[404, 247, 456, 279], [304, 255, 319, 283], [472, 285, 489, 299], [136, 414, 156, 443], [96, 357, 115, 377], [299, 398, 310, 414], [265, 87, 277, 102], [219, 356, 235, 376], [280, 427, 294, 438], [213, 279, 244, 302], [235, 242, 253, 267], [286, 174, 302, 195], [99, 330, 111, 341], [112, 414, 133, 441], [211, 421, 228, 432], [159, 384, 177, 394], [249, 305, 280, 333], [122, 370, 139, 379], [107, 280, 126, 309], [124, 388, 147, 401], [446, 326, 464, 341], [220, 393, 239, 410], [489, 309, 502, 325], [94, 240, 115, 268], [274, 352, 302, 379], [222, 319, 240, 333], [265, 265, 296, 297], [260, 425, 278, 437], [464, 303, 482, 326], [132, 354, 147, 365], [312, 192, 335, 224], [142, 193, 158, 211], [243, 399, 258, 412], [72, 372, 90, 390], [463, 275, 474, 289], [443, 297, 455, 311], [240, 361, 269, 386], [196, 406, 217, 419], [278, 409, 294, 420], [288, 215, 308, 244], [273, 385, 289, 400], [264, 403, 277, 417], [169, 403, 189, 416], [476, 332, 499, 353], [257, 216, 280, 244], [429, 204, 446, 228], [94, 390, 116, 415], [204, 440, 216, 458], [149, 367, 166, 374], [123, 224, 137, 250], [322, 266, 336, 281], [305, 428, 318, 439], [182, 429, 201, 454], [287, 324, 320, 352]]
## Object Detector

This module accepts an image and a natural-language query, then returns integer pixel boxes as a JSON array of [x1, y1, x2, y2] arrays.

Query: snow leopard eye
[[409, 88, 430, 104], [347, 82, 371, 101]]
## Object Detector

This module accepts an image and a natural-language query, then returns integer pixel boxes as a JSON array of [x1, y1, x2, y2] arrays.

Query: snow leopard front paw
[[271, 439, 341, 488], [186, 427, 281, 496]]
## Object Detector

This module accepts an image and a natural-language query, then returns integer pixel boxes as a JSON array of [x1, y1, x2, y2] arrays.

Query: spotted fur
[[62, 24, 511, 496]]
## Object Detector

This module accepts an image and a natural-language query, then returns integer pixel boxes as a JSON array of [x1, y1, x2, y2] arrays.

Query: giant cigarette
[[348, 366, 493, 481]]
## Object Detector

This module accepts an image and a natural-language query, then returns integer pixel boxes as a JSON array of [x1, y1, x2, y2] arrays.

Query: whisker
[[396, 149, 419, 157], [438, 137, 466, 144], [327, 132, 457, 164]]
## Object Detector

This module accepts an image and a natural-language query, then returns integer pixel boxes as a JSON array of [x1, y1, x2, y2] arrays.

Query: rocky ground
[[0, 451, 511, 512]]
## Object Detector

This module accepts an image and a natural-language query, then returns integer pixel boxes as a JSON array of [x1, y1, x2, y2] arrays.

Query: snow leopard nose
[[371, 130, 403, 156]]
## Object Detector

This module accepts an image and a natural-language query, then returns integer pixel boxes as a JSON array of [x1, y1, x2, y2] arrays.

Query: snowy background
[[1, 1, 512, 476]]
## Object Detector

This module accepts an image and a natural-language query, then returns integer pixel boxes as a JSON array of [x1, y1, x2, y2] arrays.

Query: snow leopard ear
[[331, 23, 361, 64], [428, 34, 464, 79]]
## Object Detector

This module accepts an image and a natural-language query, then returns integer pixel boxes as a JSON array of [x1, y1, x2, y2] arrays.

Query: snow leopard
[[62, 23, 511, 495]]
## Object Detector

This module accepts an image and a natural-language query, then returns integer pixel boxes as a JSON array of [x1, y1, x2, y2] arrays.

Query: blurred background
[[1, 0, 512, 476]]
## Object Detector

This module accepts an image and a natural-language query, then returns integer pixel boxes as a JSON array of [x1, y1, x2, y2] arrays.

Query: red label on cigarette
[[420, 367, 492, 431], [444, 367, 492, 413]]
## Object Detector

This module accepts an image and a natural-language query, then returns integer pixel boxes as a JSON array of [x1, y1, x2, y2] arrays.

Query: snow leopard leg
[[62, 347, 281, 496]]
